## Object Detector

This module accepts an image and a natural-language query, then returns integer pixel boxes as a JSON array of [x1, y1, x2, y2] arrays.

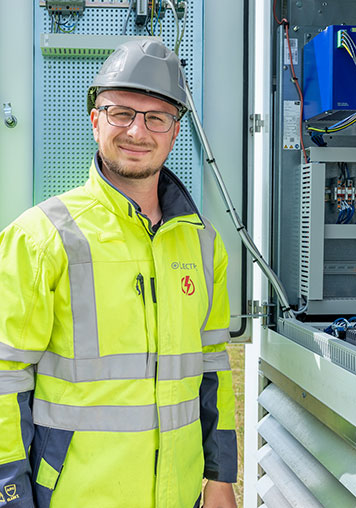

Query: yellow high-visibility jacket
[[0, 154, 237, 508]]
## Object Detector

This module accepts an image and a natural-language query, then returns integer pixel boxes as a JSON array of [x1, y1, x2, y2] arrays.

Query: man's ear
[[90, 108, 99, 142], [170, 121, 180, 150]]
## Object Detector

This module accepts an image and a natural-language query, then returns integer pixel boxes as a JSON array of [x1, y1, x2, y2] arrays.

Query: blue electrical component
[[303, 25, 356, 121]]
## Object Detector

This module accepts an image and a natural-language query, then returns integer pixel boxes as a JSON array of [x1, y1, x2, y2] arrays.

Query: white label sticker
[[284, 38, 298, 65], [283, 100, 300, 150]]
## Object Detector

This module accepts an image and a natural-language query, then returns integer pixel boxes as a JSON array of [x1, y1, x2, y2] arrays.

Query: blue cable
[[329, 113, 355, 129], [153, 0, 162, 34]]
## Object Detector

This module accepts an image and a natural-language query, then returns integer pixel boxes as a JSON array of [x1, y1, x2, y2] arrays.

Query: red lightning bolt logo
[[181, 275, 195, 295]]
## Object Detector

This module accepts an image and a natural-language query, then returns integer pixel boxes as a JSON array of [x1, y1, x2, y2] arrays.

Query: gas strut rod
[[186, 83, 295, 319]]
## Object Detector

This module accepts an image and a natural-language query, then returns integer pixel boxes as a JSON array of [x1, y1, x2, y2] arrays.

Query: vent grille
[[258, 383, 356, 507], [300, 163, 312, 298]]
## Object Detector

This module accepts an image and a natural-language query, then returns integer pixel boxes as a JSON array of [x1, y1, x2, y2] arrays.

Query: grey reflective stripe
[[160, 397, 200, 432], [203, 350, 231, 373], [33, 399, 158, 432], [0, 366, 34, 394], [201, 328, 230, 347], [37, 351, 157, 382], [0, 341, 43, 363], [38, 197, 99, 359], [158, 352, 203, 380], [198, 219, 216, 335]]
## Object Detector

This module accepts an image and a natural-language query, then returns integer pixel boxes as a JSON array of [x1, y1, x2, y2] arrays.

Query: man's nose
[[126, 112, 148, 137]]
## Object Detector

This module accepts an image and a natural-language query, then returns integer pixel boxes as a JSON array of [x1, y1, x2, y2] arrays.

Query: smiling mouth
[[119, 145, 151, 156]]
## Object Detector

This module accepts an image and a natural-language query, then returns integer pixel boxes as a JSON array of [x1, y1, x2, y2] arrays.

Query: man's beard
[[99, 149, 162, 180]]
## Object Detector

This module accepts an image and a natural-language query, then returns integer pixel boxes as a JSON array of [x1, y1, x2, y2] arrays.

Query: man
[[0, 39, 237, 507]]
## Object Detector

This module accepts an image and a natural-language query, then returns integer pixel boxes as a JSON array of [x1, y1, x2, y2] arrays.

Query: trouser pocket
[[30, 425, 73, 508]]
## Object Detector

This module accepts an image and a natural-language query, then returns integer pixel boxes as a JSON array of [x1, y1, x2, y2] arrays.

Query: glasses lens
[[145, 112, 174, 132], [107, 106, 135, 127]]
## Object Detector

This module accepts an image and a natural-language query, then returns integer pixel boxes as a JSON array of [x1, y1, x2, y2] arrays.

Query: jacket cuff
[[204, 429, 238, 483]]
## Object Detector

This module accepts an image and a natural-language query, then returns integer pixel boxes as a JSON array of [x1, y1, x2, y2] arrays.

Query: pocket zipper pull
[[136, 273, 145, 303]]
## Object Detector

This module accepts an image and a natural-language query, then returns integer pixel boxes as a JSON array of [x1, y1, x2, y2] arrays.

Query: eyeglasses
[[96, 105, 178, 133]]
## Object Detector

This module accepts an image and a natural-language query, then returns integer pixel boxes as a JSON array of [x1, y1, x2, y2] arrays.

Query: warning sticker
[[283, 101, 301, 150], [284, 38, 298, 65]]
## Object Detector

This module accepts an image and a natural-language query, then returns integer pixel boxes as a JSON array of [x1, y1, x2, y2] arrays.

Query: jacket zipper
[[136, 273, 157, 379]]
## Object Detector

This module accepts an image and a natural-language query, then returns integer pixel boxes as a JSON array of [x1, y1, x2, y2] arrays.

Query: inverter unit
[[303, 25, 356, 121]]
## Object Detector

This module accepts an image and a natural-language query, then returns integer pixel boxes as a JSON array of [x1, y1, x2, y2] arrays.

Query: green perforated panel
[[34, 2, 203, 206]]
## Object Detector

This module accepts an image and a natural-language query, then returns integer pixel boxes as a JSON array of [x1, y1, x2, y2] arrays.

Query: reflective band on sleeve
[[0, 366, 34, 394], [203, 350, 231, 373], [198, 220, 216, 335], [33, 399, 158, 432], [159, 397, 200, 432], [0, 340, 43, 363], [37, 351, 157, 382], [158, 352, 203, 381], [201, 328, 230, 346], [38, 197, 99, 360]]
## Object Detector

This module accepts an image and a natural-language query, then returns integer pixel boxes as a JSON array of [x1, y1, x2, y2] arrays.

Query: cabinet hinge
[[238, 300, 275, 327], [249, 113, 264, 134]]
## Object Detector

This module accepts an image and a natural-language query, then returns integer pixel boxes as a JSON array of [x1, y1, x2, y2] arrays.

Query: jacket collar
[[85, 152, 204, 227]]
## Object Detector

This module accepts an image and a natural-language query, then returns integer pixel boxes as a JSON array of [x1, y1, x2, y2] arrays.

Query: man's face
[[90, 90, 180, 180]]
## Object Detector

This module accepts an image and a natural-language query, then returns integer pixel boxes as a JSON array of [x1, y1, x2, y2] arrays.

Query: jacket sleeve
[[0, 222, 55, 507], [199, 225, 237, 483]]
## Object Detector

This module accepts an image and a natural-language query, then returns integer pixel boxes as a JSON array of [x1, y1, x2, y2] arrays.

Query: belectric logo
[[181, 275, 195, 295], [171, 261, 197, 270]]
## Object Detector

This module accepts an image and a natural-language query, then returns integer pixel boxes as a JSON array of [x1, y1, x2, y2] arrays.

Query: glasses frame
[[96, 105, 179, 133]]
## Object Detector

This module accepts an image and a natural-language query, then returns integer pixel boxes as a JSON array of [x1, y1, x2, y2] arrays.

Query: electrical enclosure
[[303, 25, 356, 121]]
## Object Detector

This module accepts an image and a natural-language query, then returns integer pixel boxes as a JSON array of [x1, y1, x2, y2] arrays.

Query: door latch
[[3, 103, 17, 128]]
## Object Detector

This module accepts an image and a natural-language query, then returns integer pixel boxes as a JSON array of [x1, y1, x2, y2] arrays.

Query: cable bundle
[[123, 1, 188, 56], [336, 200, 354, 223], [307, 112, 356, 134], [324, 316, 356, 338], [334, 162, 354, 223], [51, 12, 79, 33], [341, 30, 356, 66], [310, 131, 327, 146]]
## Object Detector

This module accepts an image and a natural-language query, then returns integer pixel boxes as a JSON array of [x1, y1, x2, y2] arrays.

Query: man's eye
[[147, 114, 165, 123], [112, 111, 132, 119]]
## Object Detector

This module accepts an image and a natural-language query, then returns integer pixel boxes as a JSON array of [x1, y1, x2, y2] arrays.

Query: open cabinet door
[[203, 0, 256, 342], [243, 0, 273, 506], [0, 0, 33, 230], [245, 1, 356, 506]]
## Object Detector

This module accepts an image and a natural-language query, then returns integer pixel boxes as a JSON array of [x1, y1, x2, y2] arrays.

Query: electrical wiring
[[59, 13, 79, 33], [273, 0, 308, 163], [175, 2, 187, 54], [150, 0, 155, 35], [307, 113, 356, 134], [324, 317, 356, 338], [165, 0, 180, 54], [342, 31, 356, 66], [122, 0, 134, 35], [310, 131, 327, 146], [336, 200, 354, 224], [153, 0, 162, 34], [293, 295, 308, 315], [51, 12, 79, 33]]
